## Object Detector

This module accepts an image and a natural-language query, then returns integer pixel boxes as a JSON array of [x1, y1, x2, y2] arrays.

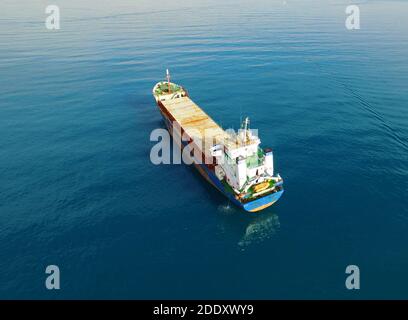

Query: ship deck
[[161, 97, 235, 156]]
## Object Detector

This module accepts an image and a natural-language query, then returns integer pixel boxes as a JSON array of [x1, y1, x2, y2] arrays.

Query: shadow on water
[[217, 203, 280, 249], [237, 212, 280, 248]]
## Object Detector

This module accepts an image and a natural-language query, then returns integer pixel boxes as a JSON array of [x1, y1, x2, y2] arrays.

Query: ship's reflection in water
[[238, 212, 280, 248], [217, 203, 280, 248]]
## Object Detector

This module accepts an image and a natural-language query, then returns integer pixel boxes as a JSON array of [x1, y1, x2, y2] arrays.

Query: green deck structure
[[154, 83, 182, 95]]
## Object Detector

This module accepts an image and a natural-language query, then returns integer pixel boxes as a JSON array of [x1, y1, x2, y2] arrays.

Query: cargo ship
[[152, 70, 284, 212]]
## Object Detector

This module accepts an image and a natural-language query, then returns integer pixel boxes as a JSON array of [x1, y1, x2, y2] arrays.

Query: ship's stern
[[242, 189, 284, 212]]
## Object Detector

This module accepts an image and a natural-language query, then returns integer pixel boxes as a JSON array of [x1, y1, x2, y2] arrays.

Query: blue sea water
[[0, 0, 407, 299]]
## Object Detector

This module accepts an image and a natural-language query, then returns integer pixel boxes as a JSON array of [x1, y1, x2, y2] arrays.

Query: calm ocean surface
[[0, 0, 407, 299]]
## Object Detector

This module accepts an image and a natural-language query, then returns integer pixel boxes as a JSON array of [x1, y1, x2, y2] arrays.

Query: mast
[[243, 117, 249, 132], [243, 117, 250, 144], [239, 117, 250, 145], [166, 69, 171, 94]]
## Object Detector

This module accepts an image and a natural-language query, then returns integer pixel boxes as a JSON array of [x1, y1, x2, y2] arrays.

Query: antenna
[[245, 117, 250, 131], [241, 117, 250, 144]]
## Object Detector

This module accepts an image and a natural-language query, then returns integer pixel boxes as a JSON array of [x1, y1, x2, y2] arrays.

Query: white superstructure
[[211, 117, 280, 195]]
